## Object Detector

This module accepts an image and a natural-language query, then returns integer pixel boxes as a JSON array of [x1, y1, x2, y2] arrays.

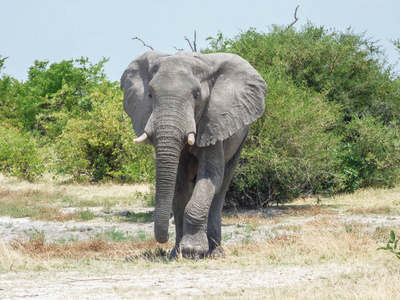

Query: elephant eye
[[194, 92, 200, 101]]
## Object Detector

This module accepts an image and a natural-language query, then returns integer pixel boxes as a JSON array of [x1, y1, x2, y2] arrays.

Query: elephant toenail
[[185, 245, 194, 252]]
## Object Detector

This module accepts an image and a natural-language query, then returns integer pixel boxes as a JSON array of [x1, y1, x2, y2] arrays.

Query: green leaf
[[390, 230, 396, 242]]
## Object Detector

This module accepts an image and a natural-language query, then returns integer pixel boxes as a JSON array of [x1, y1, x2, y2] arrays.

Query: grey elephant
[[121, 50, 267, 258]]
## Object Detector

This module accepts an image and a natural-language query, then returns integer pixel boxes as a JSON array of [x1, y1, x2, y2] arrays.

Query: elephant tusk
[[188, 133, 195, 145], [133, 133, 148, 144]]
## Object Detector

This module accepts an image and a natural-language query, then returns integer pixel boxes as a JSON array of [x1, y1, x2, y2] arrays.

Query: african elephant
[[121, 50, 267, 258]]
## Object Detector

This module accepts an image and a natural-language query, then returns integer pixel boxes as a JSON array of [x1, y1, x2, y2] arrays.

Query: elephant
[[121, 50, 267, 258]]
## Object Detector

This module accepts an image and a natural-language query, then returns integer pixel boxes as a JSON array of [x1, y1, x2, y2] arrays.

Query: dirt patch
[[1, 176, 400, 299], [1, 209, 400, 299], [0, 264, 354, 299], [1, 206, 400, 248], [0, 214, 156, 244]]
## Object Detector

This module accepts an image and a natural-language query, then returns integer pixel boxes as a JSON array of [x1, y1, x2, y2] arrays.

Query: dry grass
[[204, 264, 400, 299], [224, 217, 399, 267], [268, 265, 400, 299], [0, 173, 151, 203], [222, 202, 334, 226], [271, 203, 337, 217], [0, 189, 99, 221], [329, 185, 400, 212], [10, 237, 173, 261], [1, 175, 400, 298], [345, 205, 397, 215], [0, 174, 153, 221], [222, 211, 271, 227], [5, 213, 397, 268], [0, 189, 75, 221]]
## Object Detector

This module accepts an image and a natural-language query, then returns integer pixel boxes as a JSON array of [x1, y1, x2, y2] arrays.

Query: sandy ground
[[0, 264, 352, 299], [1, 208, 400, 245], [1, 209, 400, 299]]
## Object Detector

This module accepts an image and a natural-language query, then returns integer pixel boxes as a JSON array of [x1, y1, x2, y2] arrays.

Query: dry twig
[[184, 31, 197, 52], [286, 5, 300, 30], [132, 36, 154, 50]]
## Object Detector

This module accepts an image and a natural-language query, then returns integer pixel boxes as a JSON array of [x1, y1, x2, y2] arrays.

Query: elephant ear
[[120, 50, 170, 138], [196, 53, 267, 147]]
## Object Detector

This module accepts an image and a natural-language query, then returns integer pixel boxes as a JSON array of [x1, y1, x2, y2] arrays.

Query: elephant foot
[[180, 230, 209, 254], [169, 246, 205, 260], [206, 245, 226, 258], [169, 246, 180, 260]]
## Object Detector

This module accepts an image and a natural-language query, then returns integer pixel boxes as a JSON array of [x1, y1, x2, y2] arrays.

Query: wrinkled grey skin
[[121, 51, 267, 258]]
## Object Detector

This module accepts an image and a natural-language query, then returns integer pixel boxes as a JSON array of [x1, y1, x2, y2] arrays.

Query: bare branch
[[174, 46, 184, 52], [183, 31, 198, 52], [194, 31, 197, 52], [286, 5, 300, 30], [184, 36, 195, 52], [132, 36, 154, 50]]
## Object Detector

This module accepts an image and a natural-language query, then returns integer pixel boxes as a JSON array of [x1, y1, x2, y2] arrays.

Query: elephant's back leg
[[206, 133, 248, 256]]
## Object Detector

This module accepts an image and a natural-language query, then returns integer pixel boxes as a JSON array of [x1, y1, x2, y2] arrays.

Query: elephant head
[[121, 51, 267, 243]]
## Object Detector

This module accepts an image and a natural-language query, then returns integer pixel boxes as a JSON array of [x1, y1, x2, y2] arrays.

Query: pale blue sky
[[1, 0, 399, 82]]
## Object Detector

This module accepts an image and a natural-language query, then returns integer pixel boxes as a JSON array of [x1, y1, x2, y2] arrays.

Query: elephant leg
[[206, 137, 246, 257], [170, 151, 197, 259], [180, 142, 224, 255]]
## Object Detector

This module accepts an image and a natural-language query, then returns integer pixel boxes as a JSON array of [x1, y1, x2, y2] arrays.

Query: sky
[[1, 0, 399, 83]]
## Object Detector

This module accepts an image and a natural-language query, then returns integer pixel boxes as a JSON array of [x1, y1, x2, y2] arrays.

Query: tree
[[205, 24, 400, 204]]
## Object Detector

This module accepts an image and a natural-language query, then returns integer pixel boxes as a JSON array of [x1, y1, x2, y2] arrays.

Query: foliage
[[55, 82, 155, 182], [1, 22, 399, 202], [205, 32, 231, 53], [24, 57, 108, 136], [391, 39, 400, 55], [0, 55, 7, 74], [338, 116, 400, 191], [205, 24, 400, 205], [230, 69, 342, 204], [378, 230, 400, 260], [0, 57, 155, 183], [207, 25, 400, 124], [0, 125, 44, 181], [0, 57, 23, 124]]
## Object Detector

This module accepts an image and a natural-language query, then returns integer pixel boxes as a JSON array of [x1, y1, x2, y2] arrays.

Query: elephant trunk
[[153, 140, 181, 243], [152, 101, 191, 243]]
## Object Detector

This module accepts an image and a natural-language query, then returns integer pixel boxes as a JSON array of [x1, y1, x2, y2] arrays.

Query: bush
[[337, 116, 400, 191], [0, 57, 155, 183], [208, 25, 400, 124], [0, 125, 44, 181], [2, 57, 108, 135], [229, 67, 342, 205], [1, 23, 399, 202], [56, 82, 155, 182], [205, 23, 400, 205]]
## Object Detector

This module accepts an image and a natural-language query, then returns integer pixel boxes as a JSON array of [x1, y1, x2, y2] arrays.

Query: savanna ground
[[1, 174, 400, 299]]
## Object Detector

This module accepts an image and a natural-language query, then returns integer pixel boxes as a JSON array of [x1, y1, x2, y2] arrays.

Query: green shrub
[[378, 230, 400, 260], [0, 125, 44, 181], [1, 23, 399, 202], [210, 25, 400, 125], [337, 116, 400, 191], [56, 82, 155, 182], [0, 56, 155, 183], [229, 68, 342, 205], [17, 57, 108, 134], [206, 23, 400, 205]]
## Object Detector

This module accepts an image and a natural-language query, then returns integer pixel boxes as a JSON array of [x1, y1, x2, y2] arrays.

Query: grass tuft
[[10, 235, 174, 261]]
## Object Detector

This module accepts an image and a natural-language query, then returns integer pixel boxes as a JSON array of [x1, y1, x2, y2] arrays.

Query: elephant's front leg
[[180, 142, 224, 254], [170, 153, 197, 259]]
